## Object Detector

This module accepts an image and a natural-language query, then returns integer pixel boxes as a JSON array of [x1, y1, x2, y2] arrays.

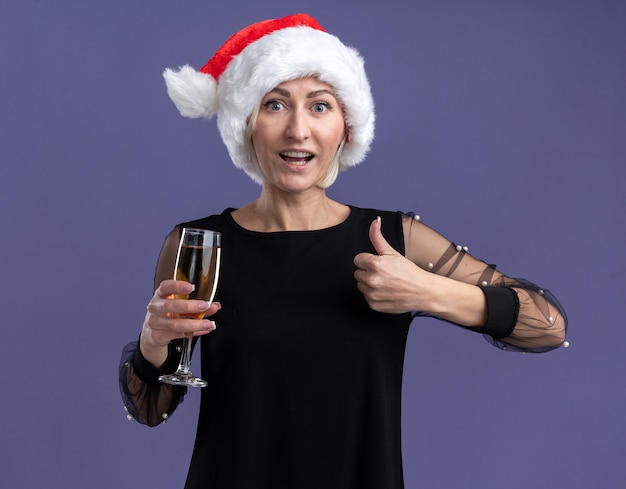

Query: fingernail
[[197, 301, 210, 310]]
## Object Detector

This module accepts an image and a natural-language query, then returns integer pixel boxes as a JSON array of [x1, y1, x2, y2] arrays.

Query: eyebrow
[[268, 87, 337, 99]]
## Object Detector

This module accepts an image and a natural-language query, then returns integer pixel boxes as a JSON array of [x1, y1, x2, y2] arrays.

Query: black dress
[[188, 207, 409, 488]]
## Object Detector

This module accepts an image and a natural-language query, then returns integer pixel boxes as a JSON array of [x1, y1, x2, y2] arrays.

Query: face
[[251, 77, 346, 194]]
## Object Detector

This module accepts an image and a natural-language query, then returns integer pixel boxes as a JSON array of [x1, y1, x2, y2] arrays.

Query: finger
[[353, 251, 375, 270], [155, 279, 195, 298], [160, 297, 212, 317], [369, 217, 399, 256], [151, 315, 216, 340], [206, 301, 222, 317], [354, 266, 383, 291], [163, 298, 222, 317]]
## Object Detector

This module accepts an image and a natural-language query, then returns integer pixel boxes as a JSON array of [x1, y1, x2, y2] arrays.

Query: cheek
[[326, 124, 347, 149], [251, 119, 275, 149], [250, 127, 267, 156]]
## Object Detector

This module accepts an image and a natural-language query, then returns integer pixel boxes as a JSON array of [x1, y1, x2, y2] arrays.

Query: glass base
[[158, 372, 208, 388]]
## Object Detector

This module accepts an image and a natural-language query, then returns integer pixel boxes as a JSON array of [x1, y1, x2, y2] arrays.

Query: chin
[[272, 178, 324, 195]]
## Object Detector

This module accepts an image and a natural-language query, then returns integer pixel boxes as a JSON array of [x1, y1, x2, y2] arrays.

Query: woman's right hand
[[139, 279, 220, 367]]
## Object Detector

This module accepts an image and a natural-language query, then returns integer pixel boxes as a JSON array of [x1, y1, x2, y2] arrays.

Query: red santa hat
[[163, 13, 375, 184]]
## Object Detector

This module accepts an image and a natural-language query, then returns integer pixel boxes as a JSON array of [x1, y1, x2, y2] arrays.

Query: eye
[[312, 102, 330, 113], [263, 100, 284, 112]]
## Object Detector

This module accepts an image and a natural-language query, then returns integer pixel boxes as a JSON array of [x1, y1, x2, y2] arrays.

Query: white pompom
[[163, 65, 218, 119]]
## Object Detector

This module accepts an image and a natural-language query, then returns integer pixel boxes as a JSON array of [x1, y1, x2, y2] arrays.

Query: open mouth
[[280, 151, 314, 165]]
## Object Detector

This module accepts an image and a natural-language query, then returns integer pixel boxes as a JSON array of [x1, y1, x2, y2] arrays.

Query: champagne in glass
[[159, 228, 221, 388]]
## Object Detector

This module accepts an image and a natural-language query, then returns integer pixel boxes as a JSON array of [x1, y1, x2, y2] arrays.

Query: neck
[[234, 186, 349, 232]]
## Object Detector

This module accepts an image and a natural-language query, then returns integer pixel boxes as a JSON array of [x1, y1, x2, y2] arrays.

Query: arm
[[119, 227, 219, 427], [402, 213, 566, 352], [354, 215, 567, 353]]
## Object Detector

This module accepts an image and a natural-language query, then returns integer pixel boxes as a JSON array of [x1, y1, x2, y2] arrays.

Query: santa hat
[[163, 13, 375, 184]]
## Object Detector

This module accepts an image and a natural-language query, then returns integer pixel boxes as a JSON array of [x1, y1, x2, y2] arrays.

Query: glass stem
[[176, 336, 193, 375]]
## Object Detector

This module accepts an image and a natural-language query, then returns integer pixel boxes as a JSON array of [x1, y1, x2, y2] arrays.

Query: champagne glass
[[159, 228, 221, 388]]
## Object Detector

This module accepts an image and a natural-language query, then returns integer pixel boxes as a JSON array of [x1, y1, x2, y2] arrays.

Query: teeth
[[281, 151, 312, 158]]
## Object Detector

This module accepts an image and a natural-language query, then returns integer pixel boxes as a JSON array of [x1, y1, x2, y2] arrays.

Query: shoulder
[[348, 206, 406, 254], [349, 206, 404, 231], [179, 208, 235, 233], [349, 205, 401, 221]]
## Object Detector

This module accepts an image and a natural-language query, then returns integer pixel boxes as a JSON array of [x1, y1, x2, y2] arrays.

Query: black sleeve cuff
[[132, 339, 183, 384], [475, 286, 519, 339]]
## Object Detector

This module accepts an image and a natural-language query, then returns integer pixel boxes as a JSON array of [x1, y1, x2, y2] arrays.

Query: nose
[[285, 108, 311, 141]]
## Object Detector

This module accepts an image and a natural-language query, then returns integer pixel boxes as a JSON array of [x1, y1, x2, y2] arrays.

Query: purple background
[[1, 0, 624, 488]]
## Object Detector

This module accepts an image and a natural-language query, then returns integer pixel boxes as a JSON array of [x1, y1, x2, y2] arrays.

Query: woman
[[120, 14, 567, 489]]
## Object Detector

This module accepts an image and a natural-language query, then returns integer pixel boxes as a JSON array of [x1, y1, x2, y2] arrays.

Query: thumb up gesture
[[354, 217, 434, 314]]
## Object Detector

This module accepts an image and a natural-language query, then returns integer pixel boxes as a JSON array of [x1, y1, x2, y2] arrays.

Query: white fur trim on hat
[[164, 65, 218, 118], [163, 15, 375, 184]]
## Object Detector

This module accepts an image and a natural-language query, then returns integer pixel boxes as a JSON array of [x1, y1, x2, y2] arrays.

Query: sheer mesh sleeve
[[119, 339, 187, 426], [119, 227, 189, 426], [402, 213, 568, 353]]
